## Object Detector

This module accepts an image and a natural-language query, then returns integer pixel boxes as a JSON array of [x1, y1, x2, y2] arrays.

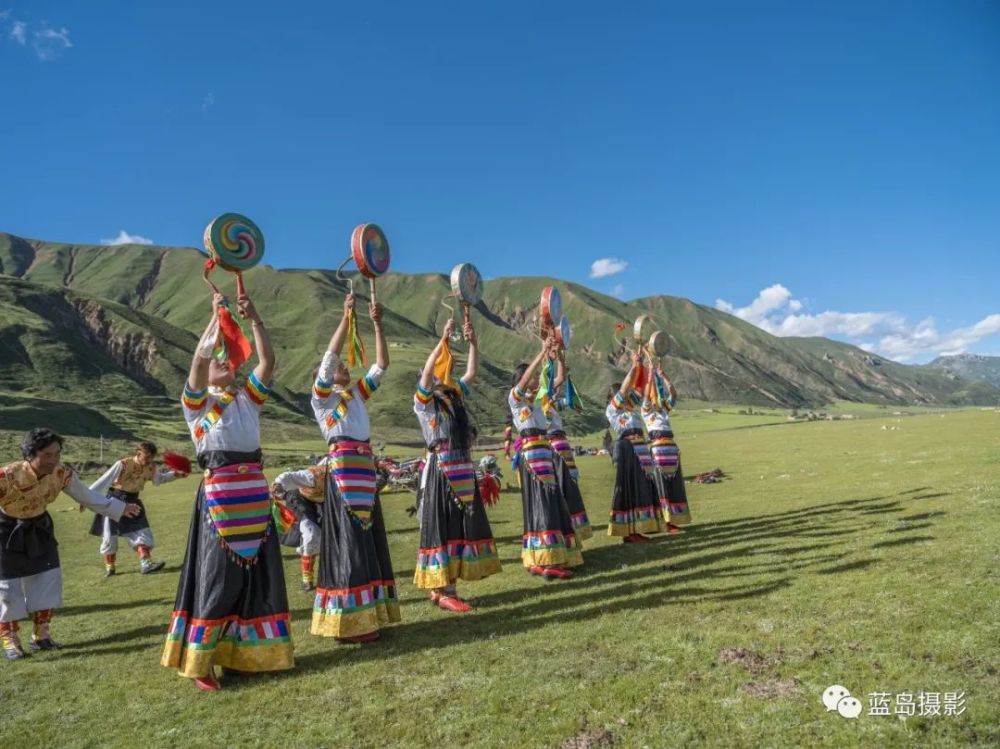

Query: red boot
[[195, 670, 221, 692], [544, 566, 574, 579], [437, 595, 472, 613]]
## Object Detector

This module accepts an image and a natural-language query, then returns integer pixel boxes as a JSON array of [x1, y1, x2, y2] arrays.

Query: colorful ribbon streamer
[[346, 306, 367, 368]]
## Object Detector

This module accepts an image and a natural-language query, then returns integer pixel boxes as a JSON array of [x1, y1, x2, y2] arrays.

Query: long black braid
[[432, 384, 473, 453]]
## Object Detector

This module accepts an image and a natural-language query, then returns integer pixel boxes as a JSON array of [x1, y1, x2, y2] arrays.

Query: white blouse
[[641, 400, 673, 433], [508, 387, 548, 433], [413, 379, 471, 447], [605, 390, 644, 438], [181, 372, 271, 455], [311, 352, 385, 442]]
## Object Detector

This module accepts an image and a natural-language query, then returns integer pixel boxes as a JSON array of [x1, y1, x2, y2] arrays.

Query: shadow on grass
[[870, 535, 936, 549], [289, 486, 943, 671], [61, 597, 172, 617]]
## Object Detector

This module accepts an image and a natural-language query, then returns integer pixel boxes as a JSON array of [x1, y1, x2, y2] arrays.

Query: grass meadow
[[0, 408, 998, 748]]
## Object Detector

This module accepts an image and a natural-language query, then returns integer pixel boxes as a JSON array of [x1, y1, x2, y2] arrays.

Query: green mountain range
[[928, 353, 1000, 390], [1, 232, 996, 443]]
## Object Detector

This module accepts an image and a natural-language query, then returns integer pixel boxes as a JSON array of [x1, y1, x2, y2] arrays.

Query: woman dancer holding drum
[[642, 359, 691, 531], [162, 215, 293, 692], [310, 292, 399, 642], [163, 292, 293, 690], [413, 305, 501, 612], [605, 350, 666, 542], [509, 332, 584, 578]]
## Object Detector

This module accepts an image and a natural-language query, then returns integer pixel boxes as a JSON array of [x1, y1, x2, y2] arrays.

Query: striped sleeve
[[458, 379, 471, 398], [313, 376, 333, 400], [511, 386, 528, 402], [356, 371, 380, 401], [182, 384, 208, 411], [244, 371, 272, 406], [610, 391, 627, 411], [415, 384, 433, 405]]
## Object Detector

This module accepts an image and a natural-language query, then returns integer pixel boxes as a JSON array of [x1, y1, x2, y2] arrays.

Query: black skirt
[[518, 439, 583, 569], [161, 463, 294, 678], [413, 451, 501, 589], [649, 430, 692, 525], [608, 437, 665, 536], [0, 512, 58, 580], [88, 490, 149, 537], [310, 477, 400, 638], [550, 439, 593, 542]]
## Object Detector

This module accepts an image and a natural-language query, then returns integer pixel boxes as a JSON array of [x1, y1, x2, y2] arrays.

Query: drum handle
[[369, 278, 377, 304], [441, 296, 461, 341], [201, 260, 223, 298], [335, 256, 355, 294]]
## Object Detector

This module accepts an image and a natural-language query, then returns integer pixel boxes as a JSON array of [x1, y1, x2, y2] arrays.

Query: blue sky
[[1, 0, 997, 362]]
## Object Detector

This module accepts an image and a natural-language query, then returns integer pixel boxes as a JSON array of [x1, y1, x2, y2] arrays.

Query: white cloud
[[101, 230, 154, 246], [32, 24, 71, 61], [590, 257, 628, 278], [202, 92, 215, 112], [611, 283, 625, 299], [716, 283, 1000, 362], [10, 20, 25, 45]]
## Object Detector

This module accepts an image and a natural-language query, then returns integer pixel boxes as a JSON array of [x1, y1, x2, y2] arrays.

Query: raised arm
[[553, 349, 567, 390], [462, 317, 479, 385], [420, 319, 454, 391], [327, 293, 355, 357], [187, 294, 224, 392], [370, 301, 389, 371], [657, 361, 678, 404], [644, 361, 657, 403], [618, 350, 642, 399], [517, 335, 557, 393], [238, 293, 274, 385]]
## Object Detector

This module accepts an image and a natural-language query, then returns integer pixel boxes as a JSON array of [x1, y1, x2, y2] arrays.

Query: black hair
[[607, 383, 622, 404], [21, 428, 64, 460], [511, 363, 529, 389], [508, 363, 530, 425], [138, 441, 158, 456], [432, 384, 473, 453]]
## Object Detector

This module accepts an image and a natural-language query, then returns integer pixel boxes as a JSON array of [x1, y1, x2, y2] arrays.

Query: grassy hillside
[[1, 232, 997, 444]]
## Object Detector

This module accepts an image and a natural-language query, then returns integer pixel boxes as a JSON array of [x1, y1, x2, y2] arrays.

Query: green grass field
[[1, 409, 998, 748]]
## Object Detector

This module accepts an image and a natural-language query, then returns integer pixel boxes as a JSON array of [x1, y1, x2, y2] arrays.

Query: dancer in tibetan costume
[[1, 429, 141, 659], [413, 317, 501, 612], [88, 441, 187, 577], [546, 350, 593, 541], [606, 351, 665, 542], [509, 334, 583, 578], [642, 361, 691, 531], [162, 291, 294, 691], [272, 459, 328, 592], [310, 293, 399, 643]]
